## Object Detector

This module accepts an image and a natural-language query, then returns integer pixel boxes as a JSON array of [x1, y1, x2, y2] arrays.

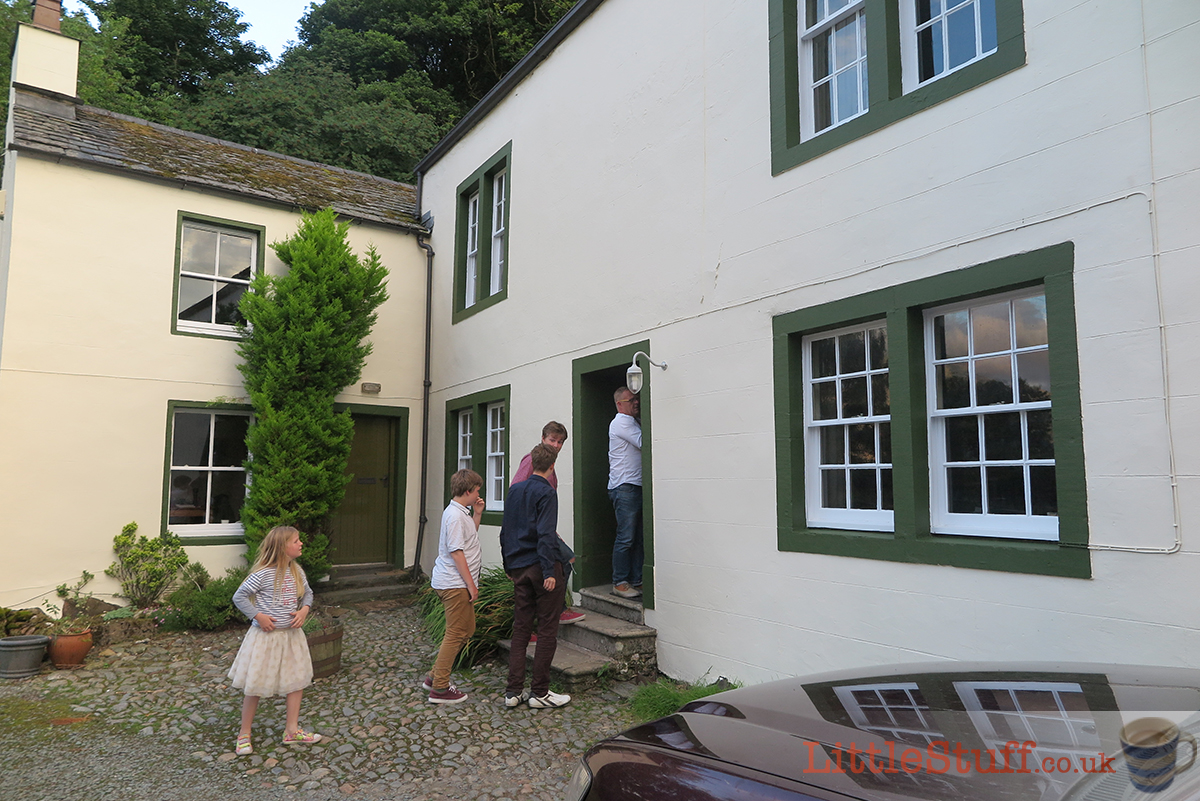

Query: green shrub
[[418, 565, 515, 668], [631, 676, 742, 722], [105, 522, 189, 608], [161, 566, 250, 631]]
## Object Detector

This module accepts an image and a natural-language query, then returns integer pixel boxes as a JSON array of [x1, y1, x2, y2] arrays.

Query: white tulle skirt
[[227, 625, 313, 697]]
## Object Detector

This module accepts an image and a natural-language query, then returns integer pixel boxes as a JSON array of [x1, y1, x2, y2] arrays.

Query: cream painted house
[[0, 13, 429, 609], [414, 0, 1200, 682]]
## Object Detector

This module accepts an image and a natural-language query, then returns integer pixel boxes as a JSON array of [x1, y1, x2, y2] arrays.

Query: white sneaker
[[528, 690, 571, 708], [504, 690, 531, 708]]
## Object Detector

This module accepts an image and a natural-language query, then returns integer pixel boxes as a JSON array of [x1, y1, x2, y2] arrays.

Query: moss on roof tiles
[[11, 88, 421, 232]]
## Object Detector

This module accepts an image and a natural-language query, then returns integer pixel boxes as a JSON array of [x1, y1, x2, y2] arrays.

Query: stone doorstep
[[558, 612, 656, 659], [578, 585, 645, 625], [318, 566, 414, 592], [313, 584, 417, 605], [495, 638, 612, 692]]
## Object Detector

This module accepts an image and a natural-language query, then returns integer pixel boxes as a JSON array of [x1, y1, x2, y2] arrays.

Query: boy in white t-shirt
[[425, 469, 485, 704]]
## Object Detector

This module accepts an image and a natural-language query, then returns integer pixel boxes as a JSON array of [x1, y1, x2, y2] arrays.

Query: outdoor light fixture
[[626, 351, 666, 394]]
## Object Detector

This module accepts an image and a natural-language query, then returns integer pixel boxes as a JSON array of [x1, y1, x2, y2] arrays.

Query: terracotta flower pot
[[48, 630, 92, 668]]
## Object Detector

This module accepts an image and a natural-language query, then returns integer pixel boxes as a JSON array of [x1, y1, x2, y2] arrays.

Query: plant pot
[[0, 635, 50, 678], [48, 630, 92, 668], [307, 622, 343, 679]]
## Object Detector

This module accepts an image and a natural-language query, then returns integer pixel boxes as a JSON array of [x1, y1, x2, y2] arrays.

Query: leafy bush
[[418, 565, 515, 668], [160, 566, 250, 631], [105, 522, 189, 608], [631, 676, 742, 722]]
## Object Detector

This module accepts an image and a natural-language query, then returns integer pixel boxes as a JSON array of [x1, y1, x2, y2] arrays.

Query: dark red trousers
[[506, 561, 566, 697]]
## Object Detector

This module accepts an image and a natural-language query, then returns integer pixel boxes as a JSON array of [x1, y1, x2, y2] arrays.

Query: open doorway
[[572, 341, 655, 609]]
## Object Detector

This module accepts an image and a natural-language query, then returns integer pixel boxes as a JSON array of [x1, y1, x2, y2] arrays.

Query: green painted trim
[[336, 403, 411, 568], [769, 0, 1026, 175], [571, 340, 655, 610], [452, 142, 512, 325], [170, 211, 266, 339], [162, 399, 253, 543], [772, 243, 1090, 578], [444, 385, 511, 527]]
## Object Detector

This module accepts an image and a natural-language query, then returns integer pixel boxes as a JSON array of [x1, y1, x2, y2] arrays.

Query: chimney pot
[[31, 0, 63, 33]]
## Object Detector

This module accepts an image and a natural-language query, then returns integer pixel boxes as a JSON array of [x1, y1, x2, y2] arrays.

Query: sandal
[[283, 727, 322, 744], [235, 735, 253, 755]]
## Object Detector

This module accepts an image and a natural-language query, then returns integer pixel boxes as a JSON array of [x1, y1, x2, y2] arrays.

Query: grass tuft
[[631, 675, 741, 722]]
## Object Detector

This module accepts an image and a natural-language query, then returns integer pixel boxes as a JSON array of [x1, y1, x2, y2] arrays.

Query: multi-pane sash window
[[464, 193, 480, 308], [912, 0, 998, 86], [457, 410, 473, 471], [169, 410, 249, 530], [486, 402, 506, 510], [802, 0, 868, 135], [926, 290, 1055, 540], [177, 221, 255, 334], [490, 170, 507, 297], [804, 321, 892, 531]]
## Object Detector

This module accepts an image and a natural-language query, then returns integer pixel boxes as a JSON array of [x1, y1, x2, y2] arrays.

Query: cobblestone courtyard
[[0, 599, 639, 800]]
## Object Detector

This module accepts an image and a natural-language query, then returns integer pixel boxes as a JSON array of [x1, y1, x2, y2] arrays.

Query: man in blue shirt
[[501, 443, 571, 708]]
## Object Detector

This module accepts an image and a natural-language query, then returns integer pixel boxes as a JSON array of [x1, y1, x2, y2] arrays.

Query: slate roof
[[9, 84, 424, 233]]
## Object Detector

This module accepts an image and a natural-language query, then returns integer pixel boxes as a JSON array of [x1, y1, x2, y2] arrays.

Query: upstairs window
[[174, 215, 262, 337], [454, 143, 511, 322], [802, 0, 869, 136], [905, 0, 999, 89]]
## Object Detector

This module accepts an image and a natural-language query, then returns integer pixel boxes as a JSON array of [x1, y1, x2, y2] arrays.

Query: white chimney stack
[[12, 0, 78, 96]]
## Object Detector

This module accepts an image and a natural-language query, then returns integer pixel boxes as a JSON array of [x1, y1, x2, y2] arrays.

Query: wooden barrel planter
[[307, 621, 344, 679]]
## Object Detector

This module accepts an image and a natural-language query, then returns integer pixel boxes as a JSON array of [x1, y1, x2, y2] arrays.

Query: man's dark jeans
[[609, 483, 643, 586], [506, 561, 567, 697]]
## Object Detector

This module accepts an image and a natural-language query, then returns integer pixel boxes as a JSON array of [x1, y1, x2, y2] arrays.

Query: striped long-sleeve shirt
[[232, 566, 313, 629]]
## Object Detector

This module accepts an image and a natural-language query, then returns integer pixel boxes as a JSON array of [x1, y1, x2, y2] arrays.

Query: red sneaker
[[559, 609, 586, 625], [428, 685, 468, 704]]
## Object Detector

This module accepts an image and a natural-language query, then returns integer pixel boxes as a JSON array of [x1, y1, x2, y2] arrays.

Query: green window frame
[[772, 243, 1090, 578], [171, 212, 265, 339], [161, 399, 253, 545], [768, 0, 1026, 175], [445, 385, 511, 526], [453, 142, 512, 323]]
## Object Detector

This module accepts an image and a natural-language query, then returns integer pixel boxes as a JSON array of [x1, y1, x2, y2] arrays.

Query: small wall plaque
[[361, 382, 381, 394]]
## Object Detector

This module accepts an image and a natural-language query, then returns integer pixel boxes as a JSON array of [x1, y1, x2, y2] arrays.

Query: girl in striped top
[[228, 525, 322, 755]]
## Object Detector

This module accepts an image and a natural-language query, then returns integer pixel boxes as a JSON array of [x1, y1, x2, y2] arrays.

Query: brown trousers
[[506, 562, 566, 697], [432, 587, 476, 691]]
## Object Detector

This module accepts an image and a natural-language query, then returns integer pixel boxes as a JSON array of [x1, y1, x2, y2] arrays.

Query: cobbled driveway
[[0, 598, 639, 800]]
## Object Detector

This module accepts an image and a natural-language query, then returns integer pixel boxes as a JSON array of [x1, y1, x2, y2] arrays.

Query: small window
[[801, 0, 869, 136], [445, 386, 510, 524], [174, 216, 261, 337], [454, 143, 511, 322], [168, 407, 250, 534], [907, 0, 998, 88], [803, 321, 893, 531], [486, 401, 507, 510]]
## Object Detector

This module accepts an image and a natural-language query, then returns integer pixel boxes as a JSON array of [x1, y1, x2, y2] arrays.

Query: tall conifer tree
[[236, 209, 389, 576]]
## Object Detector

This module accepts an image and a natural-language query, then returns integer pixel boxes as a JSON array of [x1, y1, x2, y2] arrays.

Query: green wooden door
[[329, 414, 396, 565]]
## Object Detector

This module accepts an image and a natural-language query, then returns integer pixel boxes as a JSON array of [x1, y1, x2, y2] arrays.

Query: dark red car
[[566, 663, 1200, 801]]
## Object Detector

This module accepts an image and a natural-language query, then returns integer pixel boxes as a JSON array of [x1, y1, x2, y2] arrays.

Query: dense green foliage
[[418, 565, 515, 668], [161, 564, 249, 631], [82, 0, 269, 95], [236, 209, 389, 577], [104, 522, 189, 608]]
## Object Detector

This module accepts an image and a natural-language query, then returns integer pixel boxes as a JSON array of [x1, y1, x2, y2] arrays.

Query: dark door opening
[[572, 341, 655, 608], [328, 410, 408, 566]]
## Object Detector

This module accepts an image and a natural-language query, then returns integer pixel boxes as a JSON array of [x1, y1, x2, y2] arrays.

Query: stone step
[[319, 567, 412, 593], [496, 638, 613, 692], [559, 609, 656, 659], [579, 585, 644, 624], [313, 583, 417, 605]]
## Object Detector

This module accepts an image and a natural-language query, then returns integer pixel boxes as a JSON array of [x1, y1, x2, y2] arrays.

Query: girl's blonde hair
[[252, 525, 307, 600]]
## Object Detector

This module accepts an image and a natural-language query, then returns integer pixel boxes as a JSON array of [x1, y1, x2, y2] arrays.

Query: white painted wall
[[420, 0, 1200, 682], [0, 152, 428, 610]]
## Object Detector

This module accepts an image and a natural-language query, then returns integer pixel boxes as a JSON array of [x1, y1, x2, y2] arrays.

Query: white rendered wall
[[419, 0, 1200, 683], [0, 155, 427, 610]]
